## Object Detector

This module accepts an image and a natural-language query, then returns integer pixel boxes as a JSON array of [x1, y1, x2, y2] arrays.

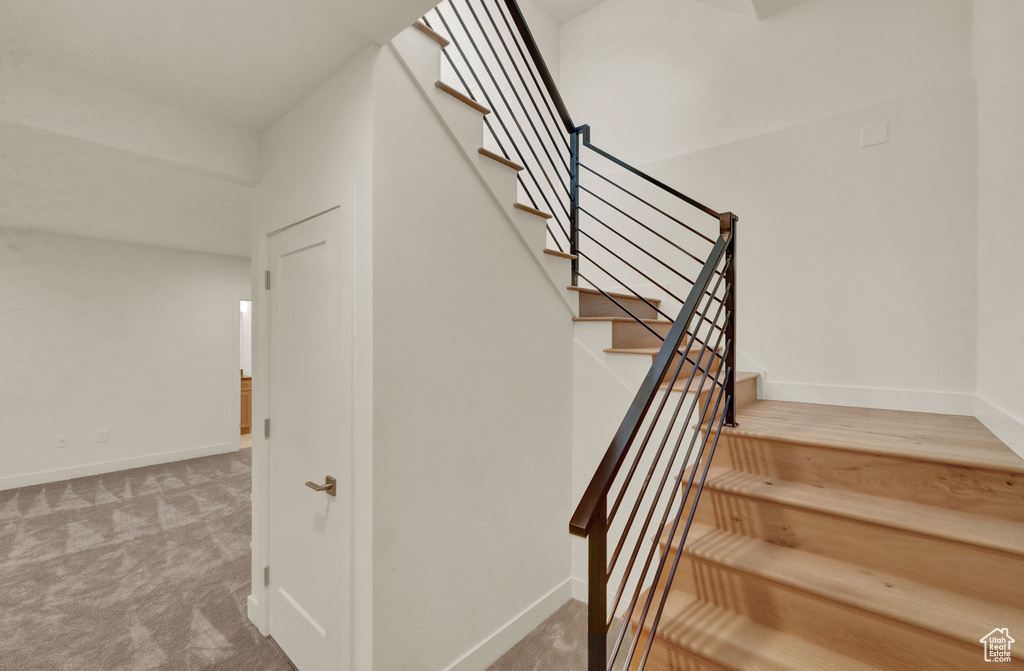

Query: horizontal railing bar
[[577, 241, 728, 337], [604, 310, 729, 603], [443, 2, 573, 216], [570, 235, 730, 537], [491, 2, 572, 154], [433, 6, 573, 245], [573, 250, 676, 324], [605, 280, 729, 600], [461, 0, 572, 192], [577, 227, 687, 306], [582, 141, 721, 220], [635, 389, 731, 669], [576, 272, 667, 342], [608, 351, 731, 666], [502, 0, 576, 134], [605, 261, 730, 531], [479, 0, 572, 171], [579, 182, 713, 265], [579, 164, 716, 245], [579, 204, 716, 292], [437, 30, 568, 251]]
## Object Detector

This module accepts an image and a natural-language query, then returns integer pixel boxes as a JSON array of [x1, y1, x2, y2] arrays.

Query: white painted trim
[[247, 595, 261, 626], [762, 379, 976, 416], [442, 578, 573, 671], [736, 349, 767, 399], [974, 396, 1024, 459], [0, 441, 238, 491]]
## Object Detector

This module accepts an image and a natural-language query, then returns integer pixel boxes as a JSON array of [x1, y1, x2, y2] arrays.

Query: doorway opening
[[240, 299, 253, 448]]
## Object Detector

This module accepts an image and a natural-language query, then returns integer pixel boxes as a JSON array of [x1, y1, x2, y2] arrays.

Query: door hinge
[[264, 566, 270, 587], [265, 270, 271, 290], [264, 418, 270, 439]]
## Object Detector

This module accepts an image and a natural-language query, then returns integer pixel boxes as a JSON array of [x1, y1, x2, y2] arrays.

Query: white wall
[[248, 45, 376, 669], [973, 0, 1024, 453], [561, 0, 973, 165], [0, 227, 250, 489], [518, 0, 562, 87], [371, 45, 573, 671], [636, 82, 979, 410], [0, 50, 260, 185], [558, 0, 982, 414]]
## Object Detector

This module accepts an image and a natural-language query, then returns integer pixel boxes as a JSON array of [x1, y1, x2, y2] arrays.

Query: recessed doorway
[[240, 299, 253, 448]]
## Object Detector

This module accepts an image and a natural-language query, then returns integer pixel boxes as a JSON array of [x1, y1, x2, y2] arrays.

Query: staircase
[[633, 401, 1024, 670], [393, 3, 1024, 670]]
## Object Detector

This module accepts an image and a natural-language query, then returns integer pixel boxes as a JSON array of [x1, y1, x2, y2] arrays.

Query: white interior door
[[268, 208, 352, 671]]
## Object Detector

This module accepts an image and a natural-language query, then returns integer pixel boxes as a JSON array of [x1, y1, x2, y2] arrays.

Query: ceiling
[[696, 0, 807, 20], [0, 122, 252, 257], [0, 0, 438, 131], [532, 0, 610, 25], [534, 0, 807, 24]]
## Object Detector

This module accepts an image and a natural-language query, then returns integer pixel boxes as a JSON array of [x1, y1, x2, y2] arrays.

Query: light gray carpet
[[0, 450, 295, 671], [487, 599, 633, 671]]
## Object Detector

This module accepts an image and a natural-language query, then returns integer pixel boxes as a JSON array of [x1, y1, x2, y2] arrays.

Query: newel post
[[587, 495, 608, 671], [720, 212, 739, 427], [570, 125, 589, 287]]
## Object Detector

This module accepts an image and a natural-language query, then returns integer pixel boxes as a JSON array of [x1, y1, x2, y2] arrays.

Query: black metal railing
[[570, 214, 736, 671], [415, 3, 739, 669]]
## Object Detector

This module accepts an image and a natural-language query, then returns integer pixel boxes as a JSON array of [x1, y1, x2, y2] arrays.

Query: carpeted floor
[[0, 450, 295, 671], [487, 599, 632, 671]]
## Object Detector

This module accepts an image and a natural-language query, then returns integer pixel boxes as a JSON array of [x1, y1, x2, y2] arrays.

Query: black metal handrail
[[414, 4, 739, 669]]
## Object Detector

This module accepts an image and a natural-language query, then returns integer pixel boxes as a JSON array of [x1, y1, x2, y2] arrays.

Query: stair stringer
[[390, 27, 577, 316]]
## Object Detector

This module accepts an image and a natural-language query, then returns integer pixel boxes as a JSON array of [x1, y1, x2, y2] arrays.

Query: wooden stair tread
[[723, 400, 1024, 473], [604, 347, 685, 356], [412, 21, 450, 48], [690, 370, 756, 393], [661, 522, 1024, 645], [542, 248, 576, 260], [631, 589, 881, 671], [477, 147, 523, 171], [434, 81, 490, 115], [572, 317, 672, 324], [665, 371, 756, 395], [513, 202, 553, 219], [701, 466, 1024, 556], [567, 286, 662, 306]]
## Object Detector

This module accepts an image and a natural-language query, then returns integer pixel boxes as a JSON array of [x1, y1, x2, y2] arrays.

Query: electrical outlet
[[98, 430, 109, 443], [56, 435, 69, 448]]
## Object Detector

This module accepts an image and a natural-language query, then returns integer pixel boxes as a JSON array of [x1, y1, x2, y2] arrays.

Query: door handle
[[305, 476, 337, 497]]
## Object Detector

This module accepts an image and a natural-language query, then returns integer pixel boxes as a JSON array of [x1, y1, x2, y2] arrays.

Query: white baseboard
[[0, 441, 239, 491], [762, 380, 975, 416], [247, 594, 270, 636], [442, 577, 573, 671], [974, 396, 1024, 460]]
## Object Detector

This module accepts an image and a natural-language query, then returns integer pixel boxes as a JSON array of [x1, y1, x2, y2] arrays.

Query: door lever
[[305, 476, 337, 497]]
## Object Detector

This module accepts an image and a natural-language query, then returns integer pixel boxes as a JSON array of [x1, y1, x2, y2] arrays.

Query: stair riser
[[664, 349, 722, 384], [693, 489, 1024, 609], [666, 555, 1004, 670], [613, 320, 673, 349], [713, 436, 1024, 522], [694, 374, 757, 416], [578, 292, 660, 320]]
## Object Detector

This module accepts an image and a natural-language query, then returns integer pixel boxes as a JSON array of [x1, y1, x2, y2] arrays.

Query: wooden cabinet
[[241, 376, 252, 434]]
